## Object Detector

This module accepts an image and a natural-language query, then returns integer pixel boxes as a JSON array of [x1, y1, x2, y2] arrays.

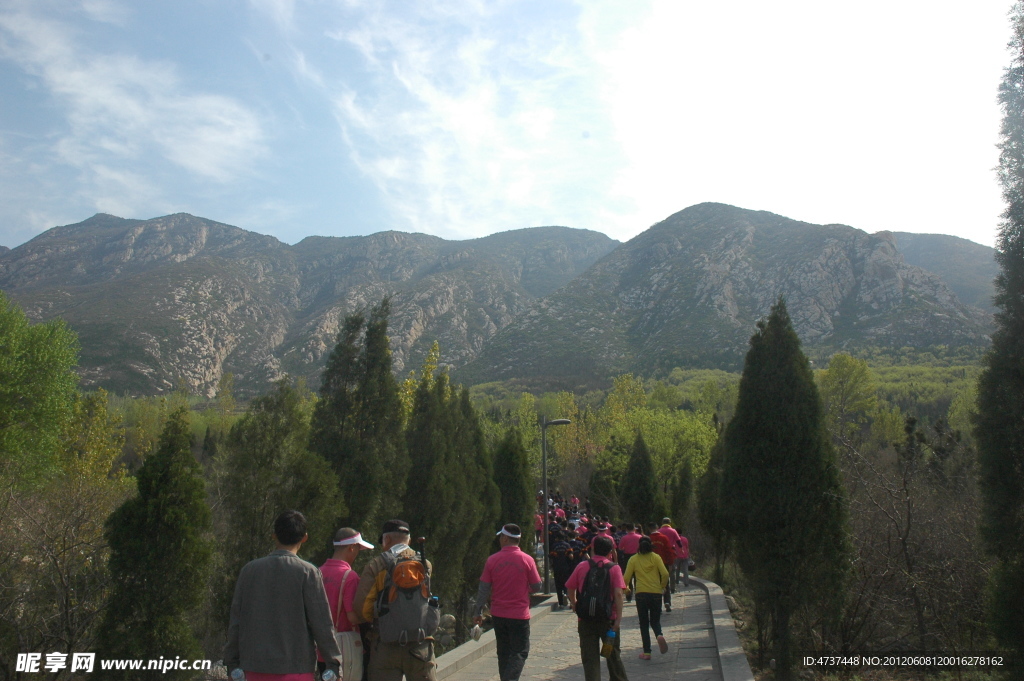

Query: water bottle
[[600, 629, 616, 658], [230, 669, 245, 681]]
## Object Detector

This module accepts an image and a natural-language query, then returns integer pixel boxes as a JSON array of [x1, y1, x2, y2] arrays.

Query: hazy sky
[[0, 0, 1012, 249]]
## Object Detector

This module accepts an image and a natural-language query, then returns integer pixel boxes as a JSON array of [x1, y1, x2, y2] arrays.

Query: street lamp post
[[541, 415, 571, 594]]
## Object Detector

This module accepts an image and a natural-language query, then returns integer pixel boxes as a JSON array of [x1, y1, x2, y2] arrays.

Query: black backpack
[[575, 559, 614, 622]]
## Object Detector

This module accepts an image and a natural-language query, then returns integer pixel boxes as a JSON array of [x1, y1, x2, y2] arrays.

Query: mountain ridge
[[455, 203, 992, 389], [0, 204, 994, 396], [0, 213, 619, 396]]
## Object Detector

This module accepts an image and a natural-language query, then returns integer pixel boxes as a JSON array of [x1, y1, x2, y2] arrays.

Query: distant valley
[[0, 204, 995, 396]]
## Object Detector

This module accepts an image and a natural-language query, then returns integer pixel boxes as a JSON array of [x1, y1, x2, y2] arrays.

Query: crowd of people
[[222, 505, 691, 681], [542, 503, 692, 680]]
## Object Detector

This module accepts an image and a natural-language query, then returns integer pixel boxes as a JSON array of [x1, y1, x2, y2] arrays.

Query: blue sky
[[0, 0, 1012, 248]]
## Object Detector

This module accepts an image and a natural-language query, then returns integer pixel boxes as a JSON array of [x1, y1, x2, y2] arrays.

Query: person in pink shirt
[[677, 533, 690, 588], [658, 518, 685, 593], [554, 505, 566, 520], [318, 527, 373, 680], [566, 536, 628, 681], [617, 524, 642, 602], [473, 524, 542, 681], [590, 523, 616, 553]]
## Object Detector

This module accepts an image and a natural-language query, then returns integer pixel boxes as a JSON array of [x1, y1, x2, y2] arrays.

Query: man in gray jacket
[[224, 510, 343, 680]]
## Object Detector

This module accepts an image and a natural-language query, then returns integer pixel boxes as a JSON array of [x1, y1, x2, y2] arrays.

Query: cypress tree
[[97, 407, 212, 679], [402, 368, 450, 543], [975, 5, 1024, 665], [455, 387, 501, 640], [399, 368, 500, 637], [669, 455, 694, 527], [620, 432, 662, 524], [401, 370, 485, 608], [310, 298, 406, 533], [720, 299, 847, 678], [212, 379, 345, 629], [696, 435, 728, 584], [492, 428, 534, 545]]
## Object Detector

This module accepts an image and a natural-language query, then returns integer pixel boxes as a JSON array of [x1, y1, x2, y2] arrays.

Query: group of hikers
[[223, 508, 691, 681], [542, 505, 692, 680]]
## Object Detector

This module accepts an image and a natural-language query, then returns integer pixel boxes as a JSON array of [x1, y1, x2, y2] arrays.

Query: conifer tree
[[669, 455, 693, 527], [720, 299, 847, 678], [455, 387, 501, 640], [975, 4, 1024, 664], [402, 370, 473, 604], [620, 432, 662, 524], [696, 435, 728, 584], [310, 298, 406, 533], [97, 407, 212, 679], [211, 379, 345, 628], [492, 428, 534, 544], [403, 367, 450, 537]]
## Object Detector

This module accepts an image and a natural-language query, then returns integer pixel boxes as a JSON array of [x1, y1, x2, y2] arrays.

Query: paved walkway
[[444, 584, 720, 681]]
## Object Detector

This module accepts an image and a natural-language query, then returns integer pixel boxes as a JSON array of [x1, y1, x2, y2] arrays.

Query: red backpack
[[650, 532, 674, 569]]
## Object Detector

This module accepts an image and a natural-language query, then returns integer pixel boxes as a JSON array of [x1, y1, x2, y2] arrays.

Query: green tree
[[619, 432, 663, 524], [696, 432, 728, 584], [817, 353, 877, 440], [669, 455, 693, 528], [720, 299, 848, 678], [310, 298, 407, 534], [97, 407, 212, 679], [0, 292, 79, 484], [401, 363, 499, 635], [492, 428, 535, 546], [453, 387, 501, 641], [975, 4, 1024, 666], [211, 379, 345, 630], [402, 370, 470, 604]]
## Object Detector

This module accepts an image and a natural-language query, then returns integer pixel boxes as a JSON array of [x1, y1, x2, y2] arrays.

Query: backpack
[[575, 559, 614, 622], [651, 532, 674, 568], [373, 551, 441, 645]]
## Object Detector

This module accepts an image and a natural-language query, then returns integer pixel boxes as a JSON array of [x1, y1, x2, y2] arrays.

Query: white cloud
[[80, 0, 131, 26], [0, 3, 266, 214], [302, 0, 1006, 245], [306, 0, 627, 238]]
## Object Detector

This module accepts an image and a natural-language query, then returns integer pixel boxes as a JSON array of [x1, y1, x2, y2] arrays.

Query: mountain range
[[0, 204, 995, 396]]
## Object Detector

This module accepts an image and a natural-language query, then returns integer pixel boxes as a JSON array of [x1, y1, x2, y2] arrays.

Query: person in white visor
[[317, 528, 374, 681], [472, 524, 542, 681]]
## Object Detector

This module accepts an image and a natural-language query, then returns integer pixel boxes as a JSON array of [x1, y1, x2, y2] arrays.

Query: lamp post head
[[545, 418, 571, 427]]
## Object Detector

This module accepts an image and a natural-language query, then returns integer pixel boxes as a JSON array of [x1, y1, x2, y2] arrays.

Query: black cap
[[382, 519, 410, 534]]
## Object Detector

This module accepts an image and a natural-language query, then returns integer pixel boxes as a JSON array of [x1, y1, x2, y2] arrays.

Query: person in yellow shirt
[[622, 536, 670, 659]]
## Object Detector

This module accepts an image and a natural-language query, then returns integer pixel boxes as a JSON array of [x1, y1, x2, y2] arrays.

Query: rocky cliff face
[[0, 205, 992, 397], [0, 213, 618, 396], [893, 231, 998, 312], [456, 204, 992, 389]]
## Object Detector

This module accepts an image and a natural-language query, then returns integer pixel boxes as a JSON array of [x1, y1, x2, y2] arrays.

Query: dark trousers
[[619, 553, 635, 598], [554, 573, 570, 607], [577, 619, 627, 681], [634, 592, 664, 653], [492, 616, 531, 681]]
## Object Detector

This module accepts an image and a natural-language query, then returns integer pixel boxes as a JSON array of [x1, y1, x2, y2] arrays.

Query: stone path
[[445, 584, 720, 681]]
